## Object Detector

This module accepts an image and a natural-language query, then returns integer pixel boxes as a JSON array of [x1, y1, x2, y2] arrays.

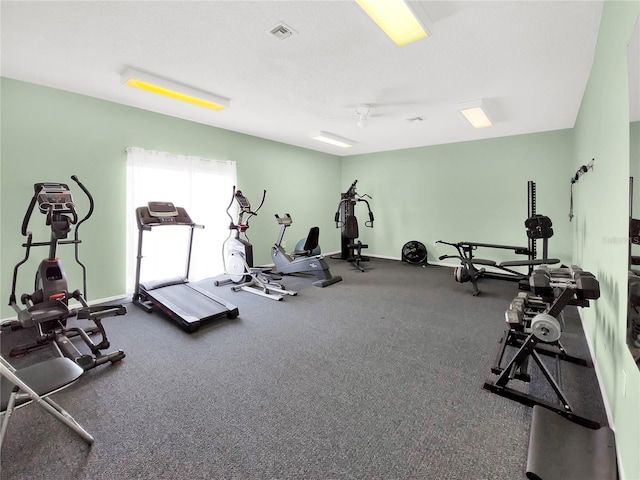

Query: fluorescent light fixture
[[120, 68, 230, 111], [312, 132, 355, 148], [356, 0, 430, 46], [459, 100, 493, 129]]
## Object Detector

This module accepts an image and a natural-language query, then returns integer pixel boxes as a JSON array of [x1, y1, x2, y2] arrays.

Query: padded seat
[[1, 358, 83, 410], [1, 356, 94, 447], [469, 258, 497, 267]]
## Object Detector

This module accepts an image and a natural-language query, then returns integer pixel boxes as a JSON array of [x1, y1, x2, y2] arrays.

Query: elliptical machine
[[271, 214, 342, 287], [333, 180, 374, 271], [215, 187, 297, 301], [5, 177, 126, 370]]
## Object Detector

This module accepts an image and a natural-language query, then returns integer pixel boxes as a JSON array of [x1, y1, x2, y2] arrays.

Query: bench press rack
[[437, 181, 561, 295]]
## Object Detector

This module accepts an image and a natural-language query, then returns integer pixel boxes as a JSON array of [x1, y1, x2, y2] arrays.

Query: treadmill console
[[148, 201, 179, 218], [137, 202, 194, 228]]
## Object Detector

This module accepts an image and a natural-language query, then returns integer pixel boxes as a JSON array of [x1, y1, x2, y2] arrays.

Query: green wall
[[632, 121, 640, 217], [1, 2, 639, 475], [0, 78, 341, 320], [571, 1, 640, 478], [341, 130, 574, 267]]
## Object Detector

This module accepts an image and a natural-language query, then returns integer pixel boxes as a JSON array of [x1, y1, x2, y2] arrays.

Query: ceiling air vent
[[270, 22, 296, 40]]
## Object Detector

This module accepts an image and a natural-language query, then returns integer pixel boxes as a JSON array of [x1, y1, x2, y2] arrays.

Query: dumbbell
[[630, 273, 640, 307], [505, 305, 524, 325], [516, 291, 548, 312], [530, 269, 554, 297], [574, 271, 600, 300]]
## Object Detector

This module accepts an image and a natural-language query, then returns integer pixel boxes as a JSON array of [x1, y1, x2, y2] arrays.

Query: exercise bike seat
[[292, 227, 320, 257]]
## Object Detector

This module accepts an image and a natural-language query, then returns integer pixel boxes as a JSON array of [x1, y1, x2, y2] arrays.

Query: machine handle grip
[[71, 175, 94, 224], [21, 193, 39, 237]]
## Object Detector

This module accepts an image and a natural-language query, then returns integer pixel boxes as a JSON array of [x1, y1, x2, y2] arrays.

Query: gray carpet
[[0, 258, 607, 479]]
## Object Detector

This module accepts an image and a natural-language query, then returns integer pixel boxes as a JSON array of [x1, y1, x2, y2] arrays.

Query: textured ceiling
[[1, 1, 616, 156]]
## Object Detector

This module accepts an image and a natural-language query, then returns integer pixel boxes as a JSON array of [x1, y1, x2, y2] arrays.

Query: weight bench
[[526, 405, 617, 480], [438, 214, 560, 295], [1, 355, 94, 448]]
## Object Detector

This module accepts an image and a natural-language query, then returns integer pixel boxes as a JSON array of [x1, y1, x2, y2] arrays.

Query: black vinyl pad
[[1, 357, 84, 411], [526, 406, 617, 480]]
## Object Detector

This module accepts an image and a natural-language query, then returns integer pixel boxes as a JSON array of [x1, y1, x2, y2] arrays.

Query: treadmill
[[132, 202, 239, 332]]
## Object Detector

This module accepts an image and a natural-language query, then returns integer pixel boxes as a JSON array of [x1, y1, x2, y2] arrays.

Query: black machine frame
[[271, 213, 342, 287], [437, 181, 560, 295], [483, 266, 601, 429], [6, 177, 126, 371], [215, 187, 297, 300], [333, 180, 374, 271]]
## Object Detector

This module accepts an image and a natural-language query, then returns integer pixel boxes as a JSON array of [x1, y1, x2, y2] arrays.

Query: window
[[125, 147, 236, 293]]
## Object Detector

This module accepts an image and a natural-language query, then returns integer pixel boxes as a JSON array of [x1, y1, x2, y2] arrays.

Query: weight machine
[[333, 180, 374, 271]]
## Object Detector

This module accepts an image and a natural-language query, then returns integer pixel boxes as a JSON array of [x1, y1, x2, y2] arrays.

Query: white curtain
[[125, 147, 237, 293]]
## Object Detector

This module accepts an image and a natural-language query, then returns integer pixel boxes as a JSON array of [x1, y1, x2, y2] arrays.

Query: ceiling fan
[[328, 104, 374, 128], [354, 104, 371, 128], [330, 101, 422, 128]]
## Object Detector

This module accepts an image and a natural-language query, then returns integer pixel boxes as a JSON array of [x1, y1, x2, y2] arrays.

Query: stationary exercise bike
[[5, 177, 126, 370], [271, 214, 342, 287], [216, 187, 297, 301]]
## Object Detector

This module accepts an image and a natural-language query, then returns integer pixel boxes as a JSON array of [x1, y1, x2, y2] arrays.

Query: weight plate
[[531, 313, 562, 343]]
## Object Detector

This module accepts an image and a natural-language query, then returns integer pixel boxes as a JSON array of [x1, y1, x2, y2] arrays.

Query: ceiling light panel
[[459, 100, 493, 129], [356, 0, 430, 46], [121, 68, 230, 111], [312, 132, 356, 148]]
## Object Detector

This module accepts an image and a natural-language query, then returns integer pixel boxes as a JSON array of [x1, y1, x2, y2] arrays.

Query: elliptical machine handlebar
[[71, 175, 95, 229], [225, 186, 266, 234]]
